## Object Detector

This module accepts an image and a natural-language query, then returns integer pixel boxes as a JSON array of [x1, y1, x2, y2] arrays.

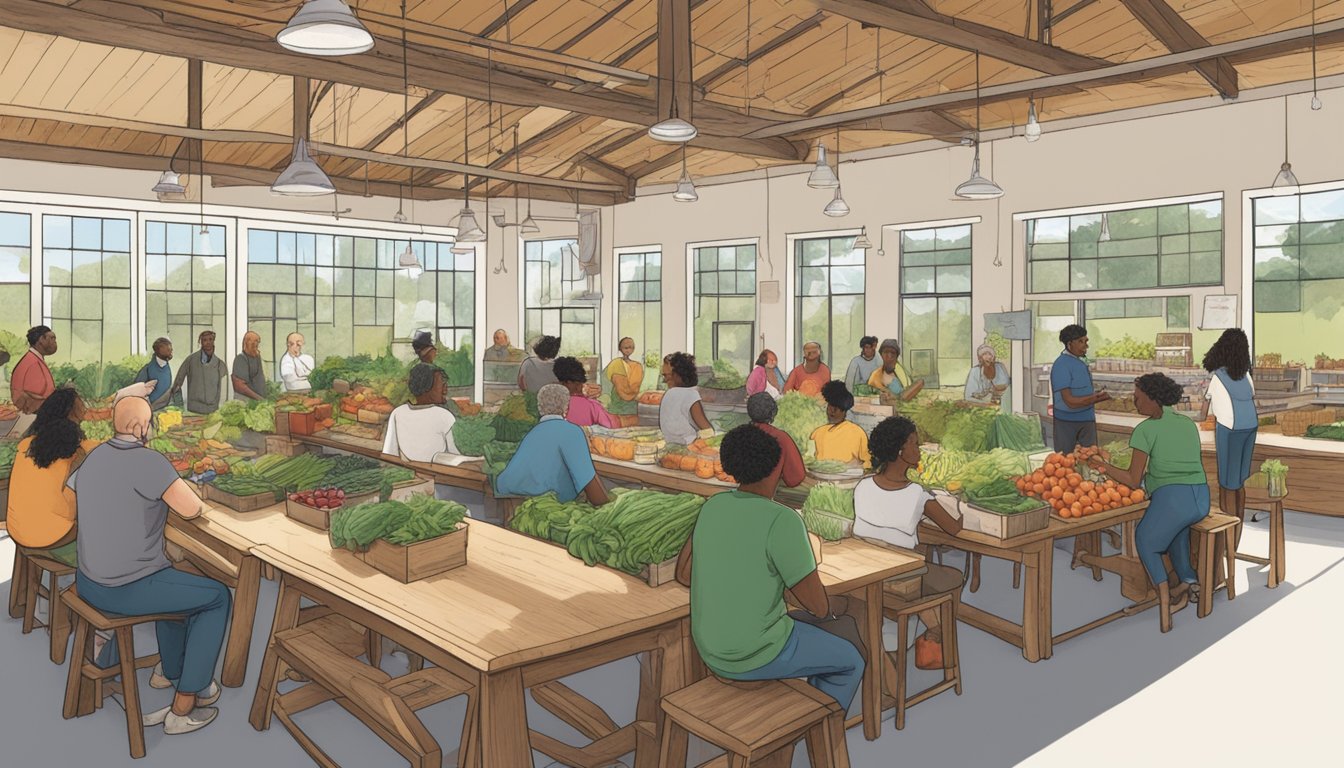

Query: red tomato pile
[[1017, 450, 1146, 519], [289, 487, 346, 509]]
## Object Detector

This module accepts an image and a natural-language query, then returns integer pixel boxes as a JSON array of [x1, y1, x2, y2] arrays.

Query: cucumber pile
[[510, 489, 703, 575]]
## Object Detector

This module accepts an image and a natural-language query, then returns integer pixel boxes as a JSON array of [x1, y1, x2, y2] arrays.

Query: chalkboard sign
[[985, 309, 1033, 341]]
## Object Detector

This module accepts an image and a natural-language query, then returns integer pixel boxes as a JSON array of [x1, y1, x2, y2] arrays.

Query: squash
[[660, 454, 682, 470], [679, 454, 699, 472], [607, 439, 636, 462], [591, 435, 609, 456], [639, 391, 664, 405], [694, 457, 716, 478]]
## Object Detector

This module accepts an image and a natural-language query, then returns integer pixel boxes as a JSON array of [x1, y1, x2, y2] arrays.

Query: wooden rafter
[[360, 92, 446, 152], [656, 0, 694, 124], [1118, 0, 1238, 98], [695, 12, 827, 94], [553, 0, 640, 52], [186, 58, 202, 170]]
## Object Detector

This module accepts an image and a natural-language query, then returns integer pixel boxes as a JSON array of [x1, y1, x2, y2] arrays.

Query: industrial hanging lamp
[[852, 227, 873, 249], [955, 52, 1004, 200], [277, 0, 374, 57], [1273, 96, 1300, 189], [1025, 97, 1042, 142], [806, 141, 839, 188], [1098, 212, 1111, 243], [153, 170, 185, 195], [455, 99, 486, 241], [272, 138, 335, 195], [520, 185, 540, 233], [394, 1, 421, 273], [673, 145, 698, 202], [648, 4, 697, 142], [823, 128, 849, 216]]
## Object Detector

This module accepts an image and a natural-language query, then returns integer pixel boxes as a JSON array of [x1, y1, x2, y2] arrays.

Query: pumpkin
[[590, 436, 609, 456], [608, 439, 636, 462], [798, 379, 822, 397], [679, 454, 699, 472], [694, 457, 716, 479], [661, 454, 682, 470]]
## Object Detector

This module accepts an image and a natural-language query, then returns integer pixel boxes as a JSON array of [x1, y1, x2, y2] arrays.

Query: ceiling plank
[[0, 0, 801, 161], [628, 147, 686, 180], [476, 0, 541, 39], [1118, 0, 1238, 98], [360, 91, 446, 152], [817, 0, 1105, 75], [695, 12, 826, 93], [745, 16, 1344, 138], [553, 0, 640, 52], [1052, 0, 1102, 26]]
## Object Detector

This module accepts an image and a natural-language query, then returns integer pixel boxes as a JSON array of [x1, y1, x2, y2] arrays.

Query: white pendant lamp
[[823, 187, 850, 217], [272, 138, 335, 195], [398, 241, 421, 269], [673, 145, 698, 202], [1272, 97, 1299, 189], [450, 243, 474, 255], [152, 170, 185, 195], [806, 141, 839, 188], [955, 52, 1004, 200], [457, 205, 486, 241], [1098, 212, 1111, 243], [1025, 98, 1042, 142], [277, 0, 374, 57], [852, 227, 873, 249]]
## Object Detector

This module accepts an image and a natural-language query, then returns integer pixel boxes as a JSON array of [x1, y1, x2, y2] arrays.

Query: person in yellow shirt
[[810, 381, 871, 469], [867, 338, 924, 402], [603, 337, 644, 427], [7, 387, 100, 567]]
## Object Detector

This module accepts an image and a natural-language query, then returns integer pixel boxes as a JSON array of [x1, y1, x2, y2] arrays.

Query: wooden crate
[[204, 482, 281, 512], [265, 435, 312, 458], [357, 408, 390, 425], [273, 410, 290, 436], [284, 497, 340, 530], [362, 523, 468, 583], [640, 558, 679, 587], [957, 499, 1050, 539], [288, 411, 317, 436]]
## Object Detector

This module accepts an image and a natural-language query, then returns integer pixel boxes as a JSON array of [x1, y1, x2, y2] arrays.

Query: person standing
[[659, 352, 714, 446], [964, 344, 1011, 407], [518, 335, 561, 393], [495, 384, 609, 505], [382, 363, 459, 464], [844, 336, 882, 392], [784, 341, 832, 395], [746, 393, 805, 490], [745, 349, 786, 399], [231, 331, 267, 401], [867, 339, 924, 402], [11, 325, 58, 436], [7, 388, 98, 567], [810, 381, 871, 469], [279, 332, 315, 393], [1199, 328, 1257, 550], [554, 356, 618, 429], [603, 337, 643, 426], [483, 329, 514, 362], [167, 330, 229, 415], [134, 337, 179, 411], [411, 330, 437, 366], [1050, 324, 1111, 452]]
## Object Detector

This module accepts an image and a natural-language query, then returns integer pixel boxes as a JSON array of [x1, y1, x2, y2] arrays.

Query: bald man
[[231, 331, 267, 401], [280, 332, 315, 392], [68, 396, 231, 735]]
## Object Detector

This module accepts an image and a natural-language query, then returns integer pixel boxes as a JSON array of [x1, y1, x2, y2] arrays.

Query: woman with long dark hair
[[6, 387, 96, 566], [1199, 329, 1256, 548]]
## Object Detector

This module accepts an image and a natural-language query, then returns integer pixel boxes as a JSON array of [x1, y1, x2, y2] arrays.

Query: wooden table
[[919, 502, 1151, 662], [293, 431, 488, 492], [593, 455, 732, 497]]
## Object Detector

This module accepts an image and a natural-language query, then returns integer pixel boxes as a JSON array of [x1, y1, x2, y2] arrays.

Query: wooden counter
[[293, 431, 488, 492], [593, 455, 732, 497]]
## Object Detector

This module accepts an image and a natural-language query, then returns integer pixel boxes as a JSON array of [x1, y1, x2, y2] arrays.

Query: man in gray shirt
[[69, 396, 231, 735], [167, 330, 228, 414], [231, 330, 267, 401]]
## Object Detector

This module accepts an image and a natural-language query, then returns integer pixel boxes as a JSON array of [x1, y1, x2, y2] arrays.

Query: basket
[[954, 495, 1050, 540], [1277, 407, 1340, 437]]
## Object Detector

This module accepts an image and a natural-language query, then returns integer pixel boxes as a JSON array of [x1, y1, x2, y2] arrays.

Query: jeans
[[77, 567, 231, 694], [1135, 483, 1210, 587], [719, 619, 865, 713]]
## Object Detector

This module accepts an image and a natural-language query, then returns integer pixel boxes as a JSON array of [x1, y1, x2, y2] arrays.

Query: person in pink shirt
[[553, 356, 618, 429], [784, 341, 832, 395]]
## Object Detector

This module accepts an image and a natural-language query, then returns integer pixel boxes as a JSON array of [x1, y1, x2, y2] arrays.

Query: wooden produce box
[[313, 403, 333, 421], [284, 497, 341, 530], [265, 435, 312, 458], [203, 482, 281, 512], [344, 476, 435, 508], [357, 408, 390, 425], [640, 557, 679, 587], [288, 411, 317, 436], [956, 497, 1050, 539], [273, 410, 290, 436], [361, 523, 468, 583]]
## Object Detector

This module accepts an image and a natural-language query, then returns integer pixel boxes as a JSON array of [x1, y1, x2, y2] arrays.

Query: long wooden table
[[292, 432, 488, 492], [593, 455, 732, 497], [919, 502, 1151, 663]]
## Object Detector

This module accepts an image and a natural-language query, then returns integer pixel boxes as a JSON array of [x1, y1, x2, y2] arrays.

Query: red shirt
[[754, 422, 806, 488], [11, 349, 55, 413]]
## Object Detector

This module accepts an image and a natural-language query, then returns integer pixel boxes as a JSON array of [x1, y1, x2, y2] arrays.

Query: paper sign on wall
[[759, 281, 780, 304], [1200, 295, 1238, 330], [984, 310, 1033, 341]]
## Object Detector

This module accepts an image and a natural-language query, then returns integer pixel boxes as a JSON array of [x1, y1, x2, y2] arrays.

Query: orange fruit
[[1131, 489, 1145, 502], [1051, 486, 1064, 499], [1032, 470, 1046, 484], [1068, 474, 1081, 488], [1078, 480, 1094, 493], [1118, 485, 1131, 496], [1062, 491, 1076, 505], [1033, 483, 1045, 495], [1058, 508, 1072, 518]]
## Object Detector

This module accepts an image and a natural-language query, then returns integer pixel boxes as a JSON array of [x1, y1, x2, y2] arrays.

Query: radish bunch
[[290, 487, 346, 509]]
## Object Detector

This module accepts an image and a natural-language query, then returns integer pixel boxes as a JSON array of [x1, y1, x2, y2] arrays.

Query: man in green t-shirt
[[675, 425, 865, 711]]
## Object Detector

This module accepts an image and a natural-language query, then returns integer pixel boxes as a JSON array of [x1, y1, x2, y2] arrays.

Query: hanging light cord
[[402, 0, 411, 219], [763, 169, 773, 277], [1283, 96, 1290, 164], [1311, 0, 1318, 99], [745, 0, 752, 116]]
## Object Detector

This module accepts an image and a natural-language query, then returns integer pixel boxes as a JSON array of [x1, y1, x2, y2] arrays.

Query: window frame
[[614, 246, 662, 375], [788, 233, 866, 369], [897, 223, 973, 390], [686, 237, 758, 376], [520, 236, 598, 357]]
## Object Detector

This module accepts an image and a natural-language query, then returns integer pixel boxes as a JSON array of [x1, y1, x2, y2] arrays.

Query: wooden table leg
[[1271, 504, 1286, 589], [248, 574, 302, 731], [637, 623, 688, 768], [862, 581, 882, 741], [478, 667, 533, 767], [1037, 541, 1054, 660], [1020, 548, 1042, 663], [222, 555, 261, 689]]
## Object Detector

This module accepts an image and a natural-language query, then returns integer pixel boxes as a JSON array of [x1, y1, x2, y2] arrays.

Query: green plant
[[1095, 335, 1156, 360]]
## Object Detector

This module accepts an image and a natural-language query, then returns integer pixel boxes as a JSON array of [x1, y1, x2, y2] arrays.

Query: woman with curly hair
[[1089, 373, 1208, 632], [1198, 328, 1256, 545], [553, 356, 618, 429], [518, 335, 562, 393], [7, 387, 98, 567], [852, 416, 964, 669], [809, 381, 870, 469], [659, 352, 713, 445]]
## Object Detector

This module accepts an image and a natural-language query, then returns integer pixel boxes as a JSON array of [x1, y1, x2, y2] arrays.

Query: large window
[[617, 249, 661, 385], [524, 238, 597, 356], [1252, 188, 1344, 364], [145, 221, 227, 353], [692, 243, 755, 379], [794, 236, 865, 367], [0, 212, 31, 348], [1027, 200, 1223, 293], [900, 225, 972, 389], [41, 214, 132, 368], [248, 229, 473, 380]]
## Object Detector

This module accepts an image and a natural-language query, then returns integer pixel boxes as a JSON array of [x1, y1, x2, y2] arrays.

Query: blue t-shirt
[[494, 416, 597, 502], [134, 359, 175, 408], [1051, 352, 1095, 422]]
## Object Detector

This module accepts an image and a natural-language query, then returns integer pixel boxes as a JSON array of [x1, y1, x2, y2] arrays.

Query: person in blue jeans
[[1199, 328, 1257, 553], [68, 395, 231, 735], [1089, 373, 1209, 631], [675, 425, 865, 712], [1051, 324, 1112, 452]]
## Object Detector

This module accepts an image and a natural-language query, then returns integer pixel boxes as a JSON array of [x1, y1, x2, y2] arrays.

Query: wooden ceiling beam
[[656, 0, 694, 124], [1119, 0, 1238, 98], [0, 0, 800, 160], [817, 0, 1106, 74], [628, 148, 687, 180], [554, 0, 640, 52], [696, 12, 827, 93], [186, 58, 202, 171], [1051, 0, 1102, 27], [745, 16, 1344, 138]]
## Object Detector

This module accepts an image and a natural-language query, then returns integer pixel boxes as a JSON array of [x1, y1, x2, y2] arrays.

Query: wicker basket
[[1278, 407, 1341, 437]]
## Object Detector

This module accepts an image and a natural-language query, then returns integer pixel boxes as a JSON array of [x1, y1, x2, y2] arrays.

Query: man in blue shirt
[[135, 337, 179, 411], [1050, 324, 1111, 452], [495, 384, 610, 505]]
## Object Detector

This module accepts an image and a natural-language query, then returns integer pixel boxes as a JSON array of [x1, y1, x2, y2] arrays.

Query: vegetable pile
[[288, 487, 347, 510], [1017, 451, 1144, 518], [1094, 335, 1156, 360], [1304, 423, 1344, 441], [213, 399, 278, 433], [987, 413, 1045, 452], [329, 493, 467, 551], [210, 473, 284, 500], [963, 478, 1043, 515], [955, 449, 1033, 494], [703, 358, 745, 390], [806, 458, 853, 475], [482, 440, 521, 485], [912, 449, 974, 489], [801, 483, 855, 541], [939, 407, 998, 452], [450, 413, 497, 457], [1102, 440, 1133, 469], [494, 393, 539, 442], [853, 384, 882, 397], [774, 392, 828, 454]]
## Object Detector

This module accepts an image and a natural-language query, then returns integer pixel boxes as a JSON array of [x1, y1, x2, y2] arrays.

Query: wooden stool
[[1240, 489, 1287, 589], [881, 584, 962, 731], [61, 585, 188, 760], [270, 617, 477, 768], [11, 546, 77, 664], [658, 676, 849, 768], [1191, 513, 1240, 619]]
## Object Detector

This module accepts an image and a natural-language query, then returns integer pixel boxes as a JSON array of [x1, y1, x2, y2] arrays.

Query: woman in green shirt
[[1089, 373, 1208, 628]]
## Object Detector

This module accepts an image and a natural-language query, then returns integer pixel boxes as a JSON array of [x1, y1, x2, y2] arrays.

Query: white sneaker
[[143, 706, 218, 734], [149, 662, 173, 689]]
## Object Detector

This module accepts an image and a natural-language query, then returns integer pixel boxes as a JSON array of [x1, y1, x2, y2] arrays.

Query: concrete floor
[[2, 508, 1341, 768]]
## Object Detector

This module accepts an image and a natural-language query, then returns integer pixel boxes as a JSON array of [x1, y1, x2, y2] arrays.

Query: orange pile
[[1016, 451, 1145, 519]]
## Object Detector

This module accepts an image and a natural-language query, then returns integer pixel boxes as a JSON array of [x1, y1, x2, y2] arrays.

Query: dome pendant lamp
[[806, 141, 839, 188], [272, 138, 336, 195], [955, 52, 1004, 200], [277, 0, 374, 57]]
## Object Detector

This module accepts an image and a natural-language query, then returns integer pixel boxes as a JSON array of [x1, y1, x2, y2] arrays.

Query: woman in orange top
[[7, 387, 97, 567]]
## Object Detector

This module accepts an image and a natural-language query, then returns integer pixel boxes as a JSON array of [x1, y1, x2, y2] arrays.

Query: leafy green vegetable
[[988, 413, 1045, 452], [853, 384, 882, 397], [83, 420, 115, 442], [775, 392, 828, 454], [704, 358, 745, 390], [1261, 459, 1289, 479], [802, 482, 855, 520], [940, 407, 998, 452], [805, 458, 852, 474], [1304, 423, 1344, 440], [912, 449, 975, 487], [0, 441, 19, 480], [1103, 440, 1133, 470], [1095, 334, 1155, 360], [451, 413, 497, 457], [956, 449, 1032, 493], [713, 411, 750, 432]]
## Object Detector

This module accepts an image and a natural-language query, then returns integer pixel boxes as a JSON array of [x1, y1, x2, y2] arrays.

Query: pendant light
[[1024, 97, 1042, 142], [673, 145, 698, 202], [648, 5, 697, 142], [277, 0, 374, 57], [823, 128, 849, 217], [955, 52, 1004, 200], [1098, 212, 1111, 243], [455, 101, 486, 241], [806, 141, 839, 188], [153, 170, 185, 195], [520, 185, 540, 233], [1310, 1, 1323, 110], [272, 138, 335, 195], [394, 2, 421, 273], [1272, 96, 1299, 189], [852, 227, 873, 250]]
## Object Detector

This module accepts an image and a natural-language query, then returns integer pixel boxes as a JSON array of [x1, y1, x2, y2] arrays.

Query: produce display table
[[919, 501, 1151, 663], [593, 455, 732, 497], [293, 431, 488, 492]]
